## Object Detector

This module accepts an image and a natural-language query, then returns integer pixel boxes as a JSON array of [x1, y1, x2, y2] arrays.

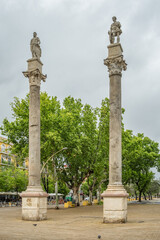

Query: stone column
[[101, 17, 128, 223], [20, 33, 48, 221]]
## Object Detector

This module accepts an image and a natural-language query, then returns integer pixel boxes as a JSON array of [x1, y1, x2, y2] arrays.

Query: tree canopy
[[1, 92, 160, 202], [122, 130, 160, 201], [0, 167, 28, 193]]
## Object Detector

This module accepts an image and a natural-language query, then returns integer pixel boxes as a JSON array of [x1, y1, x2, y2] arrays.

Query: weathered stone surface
[[30, 32, 41, 59], [27, 58, 42, 72], [102, 18, 128, 223], [22, 196, 47, 221], [108, 43, 123, 57], [21, 33, 48, 221], [102, 184, 128, 223], [108, 16, 122, 44]]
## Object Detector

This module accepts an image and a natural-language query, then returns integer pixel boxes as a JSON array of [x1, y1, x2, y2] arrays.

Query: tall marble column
[[101, 17, 128, 223], [20, 32, 48, 221]]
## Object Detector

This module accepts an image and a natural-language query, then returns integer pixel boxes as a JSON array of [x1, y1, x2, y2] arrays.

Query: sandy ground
[[0, 200, 160, 240]]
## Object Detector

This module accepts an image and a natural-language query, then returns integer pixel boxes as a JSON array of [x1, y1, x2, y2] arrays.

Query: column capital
[[23, 69, 47, 87], [104, 55, 127, 77]]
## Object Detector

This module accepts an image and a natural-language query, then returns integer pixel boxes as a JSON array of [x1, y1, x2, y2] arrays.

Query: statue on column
[[108, 16, 122, 44], [30, 32, 41, 59]]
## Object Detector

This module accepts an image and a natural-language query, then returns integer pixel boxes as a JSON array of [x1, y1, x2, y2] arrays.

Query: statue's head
[[112, 16, 117, 22], [33, 32, 37, 37]]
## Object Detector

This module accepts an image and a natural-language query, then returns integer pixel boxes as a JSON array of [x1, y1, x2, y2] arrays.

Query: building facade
[[0, 136, 28, 170]]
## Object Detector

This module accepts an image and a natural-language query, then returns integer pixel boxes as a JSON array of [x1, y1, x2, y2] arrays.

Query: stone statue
[[30, 32, 41, 59], [108, 16, 122, 44]]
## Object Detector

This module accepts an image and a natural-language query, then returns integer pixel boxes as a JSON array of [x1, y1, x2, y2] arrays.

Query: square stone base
[[22, 196, 47, 221], [103, 196, 127, 223], [108, 43, 123, 58], [102, 185, 128, 223]]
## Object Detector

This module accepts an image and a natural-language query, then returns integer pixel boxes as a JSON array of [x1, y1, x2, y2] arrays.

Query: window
[[8, 157, 11, 164], [1, 155, 7, 163], [7, 146, 11, 154], [1, 144, 5, 153]]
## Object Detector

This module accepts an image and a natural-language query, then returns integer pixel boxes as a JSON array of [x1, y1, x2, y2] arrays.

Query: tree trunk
[[97, 189, 100, 202], [143, 192, 147, 200], [135, 191, 137, 200], [41, 174, 47, 192], [73, 186, 79, 206], [78, 185, 81, 205], [89, 190, 92, 205], [97, 185, 101, 202], [41, 167, 49, 193], [46, 173, 49, 193], [138, 191, 142, 202]]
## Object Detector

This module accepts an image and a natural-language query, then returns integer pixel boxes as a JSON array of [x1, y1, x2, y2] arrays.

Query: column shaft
[[109, 74, 122, 185], [29, 85, 41, 186]]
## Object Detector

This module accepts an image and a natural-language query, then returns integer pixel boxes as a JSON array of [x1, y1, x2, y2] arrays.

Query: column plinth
[[20, 57, 48, 221], [102, 42, 128, 223]]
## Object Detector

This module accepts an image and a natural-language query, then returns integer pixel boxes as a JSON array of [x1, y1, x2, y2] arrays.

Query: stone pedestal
[[21, 58, 48, 221], [102, 185, 128, 223], [102, 43, 128, 223], [21, 189, 48, 221]]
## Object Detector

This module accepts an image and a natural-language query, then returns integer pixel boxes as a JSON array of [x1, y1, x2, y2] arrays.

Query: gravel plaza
[[0, 200, 160, 240]]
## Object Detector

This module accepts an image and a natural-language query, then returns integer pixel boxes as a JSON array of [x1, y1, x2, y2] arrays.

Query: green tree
[[81, 181, 89, 196], [122, 130, 160, 201], [4, 92, 159, 205], [56, 97, 98, 204], [0, 168, 15, 192], [1, 93, 62, 192], [1, 93, 100, 204], [13, 168, 28, 192], [57, 97, 111, 204], [0, 167, 28, 192], [96, 98, 110, 192], [80, 98, 110, 203], [147, 179, 160, 199], [1, 93, 61, 163], [1, 95, 29, 161]]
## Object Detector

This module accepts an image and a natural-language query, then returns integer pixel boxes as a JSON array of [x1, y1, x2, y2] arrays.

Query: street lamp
[[40, 147, 67, 174], [40, 147, 67, 209]]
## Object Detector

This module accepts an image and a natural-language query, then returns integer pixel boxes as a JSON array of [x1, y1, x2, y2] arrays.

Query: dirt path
[[0, 202, 160, 240]]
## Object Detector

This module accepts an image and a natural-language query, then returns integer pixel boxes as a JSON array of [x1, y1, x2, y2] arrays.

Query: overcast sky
[[0, 0, 160, 149]]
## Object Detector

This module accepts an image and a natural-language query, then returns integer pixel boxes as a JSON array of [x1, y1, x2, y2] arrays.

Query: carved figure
[[30, 32, 41, 59], [108, 16, 122, 44]]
